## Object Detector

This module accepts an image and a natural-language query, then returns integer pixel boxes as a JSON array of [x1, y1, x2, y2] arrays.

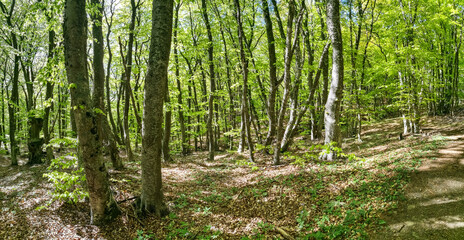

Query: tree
[[63, 0, 119, 224], [234, 0, 255, 162], [322, 0, 344, 161], [173, 1, 188, 155], [91, 0, 123, 170], [201, 0, 216, 162], [262, 0, 278, 150], [137, 0, 173, 217], [0, 0, 20, 166], [41, 0, 57, 163], [272, 0, 303, 165]]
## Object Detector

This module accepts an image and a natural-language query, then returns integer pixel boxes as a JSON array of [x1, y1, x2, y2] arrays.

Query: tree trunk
[[138, 0, 173, 217], [316, 3, 329, 140], [43, 29, 56, 163], [63, 0, 120, 224], [162, 84, 172, 162], [322, 0, 344, 161], [262, 0, 278, 150], [281, 42, 330, 152], [173, 3, 187, 155], [92, 0, 123, 170], [104, 0, 123, 146], [1, 0, 20, 165], [8, 51, 19, 166], [280, 41, 304, 152], [201, 0, 216, 161], [0, 67, 6, 151], [122, 0, 138, 162], [273, 0, 301, 165], [28, 117, 44, 164], [234, 0, 254, 162]]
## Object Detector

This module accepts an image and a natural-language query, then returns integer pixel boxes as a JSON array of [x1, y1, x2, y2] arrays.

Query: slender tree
[[262, 0, 278, 150], [92, 0, 123, 170], [173, 1, 187, 155], [322, 0, 344, 161], [0, 0, 20, 165], [234, 0, 254, 162], [201, 0, 216, 161]]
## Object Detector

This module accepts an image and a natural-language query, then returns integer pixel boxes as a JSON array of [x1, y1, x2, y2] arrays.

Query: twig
[[117, 196, 137, 204], [232, 189, 244, 201], [397, 224, 405, 233], [275, 226, 294, 240]]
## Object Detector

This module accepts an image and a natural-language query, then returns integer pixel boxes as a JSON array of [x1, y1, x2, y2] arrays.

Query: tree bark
[[138, 0, 173, 217], [122, 0, 138, 162], [162, 82, 172, 162], [316, 3, 329, 140], [201, 0, 216, 161], [63, 0, 119, 224], [234, 0, 254, 162], [0, 0, 20, 165], [173, 2, 187, 155], [262, 0, 278, 150], [322, 0, 344, 161], [92, 0, 123, 170], [272, 1, 302, 165], [43, 28, 55, 163], [104, 0, 123, 146]]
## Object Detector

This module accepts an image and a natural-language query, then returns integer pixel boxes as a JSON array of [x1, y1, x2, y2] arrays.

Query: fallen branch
[[230, 189, 244, 203], [275, 226, 294, 240], [117, 196, 137, 204]]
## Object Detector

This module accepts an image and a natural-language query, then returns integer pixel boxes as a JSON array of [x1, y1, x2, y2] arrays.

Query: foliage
[[42, 153, 88, 204], [164, 218, 221, 240], [287, 143, 364, 167], [41, 137, 86, 206], [235, 159, 259, 171], [134, 230, 154, 240]]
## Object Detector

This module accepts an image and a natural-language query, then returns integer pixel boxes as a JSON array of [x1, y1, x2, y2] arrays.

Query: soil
[[371, 116, 464, 239]]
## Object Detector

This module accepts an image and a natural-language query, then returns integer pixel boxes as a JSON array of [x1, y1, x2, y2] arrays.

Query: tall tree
[[262, 0, 278, 150], [272, 0, 303, 165], [173, 1, 187, 155], [0, 0, 20, 165], [121, 0, 139, 162], [234, 0, 255, 162], [92, 0, 123, 170], [137, 0, 173, 216], [322, 0, 344, 161], [63, 0, 119, 224], [201, 0, 216, 161], [41, 2, 56, 163]]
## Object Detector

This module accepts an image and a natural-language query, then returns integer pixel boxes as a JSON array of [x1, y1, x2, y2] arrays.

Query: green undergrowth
[[38, 138, 88, 209]]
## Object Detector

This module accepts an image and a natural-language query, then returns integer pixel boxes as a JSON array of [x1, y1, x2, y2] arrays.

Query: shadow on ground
[[371, 130, 464, 239]]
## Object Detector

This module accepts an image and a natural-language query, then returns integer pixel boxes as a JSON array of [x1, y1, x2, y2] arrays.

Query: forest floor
[[370, 116, 464, 239], [1, 115, 464, 239]]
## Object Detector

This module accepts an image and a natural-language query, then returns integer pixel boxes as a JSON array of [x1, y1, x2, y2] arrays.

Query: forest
[[1, 0, 464, 238]]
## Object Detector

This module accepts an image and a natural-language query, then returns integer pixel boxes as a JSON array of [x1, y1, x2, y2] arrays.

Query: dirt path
[[372, 130, 464, 239]]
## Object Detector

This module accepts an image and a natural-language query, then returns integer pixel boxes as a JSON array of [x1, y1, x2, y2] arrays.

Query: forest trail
[[372, 127, 464, 239]]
